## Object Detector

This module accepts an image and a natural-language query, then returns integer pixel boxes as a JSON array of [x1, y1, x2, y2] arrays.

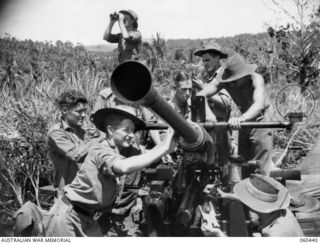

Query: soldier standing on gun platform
[[198, 54, 275, 176], [45, 106, 178, 237], [97, 9, 145, 121], [97, 9, 142, 112], [103, 10, 141, 63], [46, 90, 104, 195], [97, 9, 154, 138], [192, 43, 233, 165], [97, 10, 162, 236]]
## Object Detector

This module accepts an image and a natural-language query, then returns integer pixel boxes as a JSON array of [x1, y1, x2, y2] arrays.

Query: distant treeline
[[1, 26, 319, 92], [0, 34, 118, 91]]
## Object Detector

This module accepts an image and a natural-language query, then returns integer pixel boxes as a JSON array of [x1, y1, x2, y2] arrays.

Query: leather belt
[[61, 195, 103, 219]]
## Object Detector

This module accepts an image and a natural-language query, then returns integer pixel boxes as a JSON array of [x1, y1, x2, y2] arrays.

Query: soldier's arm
[[47, 130, 104, 163], [149, 130, 162, 145], [240, 72, 266, 121], [112, 129, 178, 175], [103, 16, 119, 42], [204, 186, 239, 201], [118, 13, 130, 40], [197, 79, 221, 98]]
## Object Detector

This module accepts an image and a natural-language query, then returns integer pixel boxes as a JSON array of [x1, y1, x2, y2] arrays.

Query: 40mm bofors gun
[[110, 61, 299, 237]]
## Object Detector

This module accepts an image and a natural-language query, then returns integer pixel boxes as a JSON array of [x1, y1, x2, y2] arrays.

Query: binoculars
[[110, 12, 119, 20]]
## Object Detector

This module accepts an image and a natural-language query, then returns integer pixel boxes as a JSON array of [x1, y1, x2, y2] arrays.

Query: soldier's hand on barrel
[[161, 154, 173, 164], [228, 117, 245, 130], [216, 188, 229, 199]]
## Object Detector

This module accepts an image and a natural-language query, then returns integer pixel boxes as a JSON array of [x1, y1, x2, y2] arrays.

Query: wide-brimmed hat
[[119, 10, 138, 22], [233, 174, 291, 213], [194, 43, 228, 59], [289, 194, 320, 213], [90, 105, 145, 132], [216, 53, 257, 83]]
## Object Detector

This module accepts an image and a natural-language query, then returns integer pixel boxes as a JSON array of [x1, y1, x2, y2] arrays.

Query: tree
[[266, 0, 320, 87], [0, 92, 53, 208], [152, 32, 167, 61]]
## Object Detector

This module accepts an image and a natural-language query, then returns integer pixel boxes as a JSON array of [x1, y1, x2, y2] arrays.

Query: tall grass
[[0, 66, 109, 218]]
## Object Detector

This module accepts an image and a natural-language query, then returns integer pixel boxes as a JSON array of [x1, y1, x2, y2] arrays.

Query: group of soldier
[[37, 9, 304, 237]]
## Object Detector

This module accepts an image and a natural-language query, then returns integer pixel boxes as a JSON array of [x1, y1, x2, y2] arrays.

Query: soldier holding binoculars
[[103, 10, 141, 63]]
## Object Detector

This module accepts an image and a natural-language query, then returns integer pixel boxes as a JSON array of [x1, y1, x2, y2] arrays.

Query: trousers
[[238, 112, 273, 176], [44, 197, 103, 237]]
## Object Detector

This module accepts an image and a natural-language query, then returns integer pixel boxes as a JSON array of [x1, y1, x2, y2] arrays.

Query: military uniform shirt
[[168, 97, 191, 120], [47, 120, 100, 189], [262, 209, 304, 237], [106, 30, 142, 63], [64, 139, 140, 211]]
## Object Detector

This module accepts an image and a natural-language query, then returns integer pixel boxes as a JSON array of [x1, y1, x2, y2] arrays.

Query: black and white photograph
[[0, 0, 319, 240]]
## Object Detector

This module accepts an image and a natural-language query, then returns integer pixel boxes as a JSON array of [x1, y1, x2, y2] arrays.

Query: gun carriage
[[110, 61, 302, 236]]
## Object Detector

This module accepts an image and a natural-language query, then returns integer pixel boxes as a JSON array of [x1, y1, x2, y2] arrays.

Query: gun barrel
[[206, 121, 293, 130], [111, 61, 213, 152], [145, 122, 169, 130], [111, 61, 198, 143], [269, 168, 301, 181], [145, 122, 293, 130]]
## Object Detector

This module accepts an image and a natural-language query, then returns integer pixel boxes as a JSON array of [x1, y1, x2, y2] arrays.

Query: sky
[[0, 0, 307, 45]]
